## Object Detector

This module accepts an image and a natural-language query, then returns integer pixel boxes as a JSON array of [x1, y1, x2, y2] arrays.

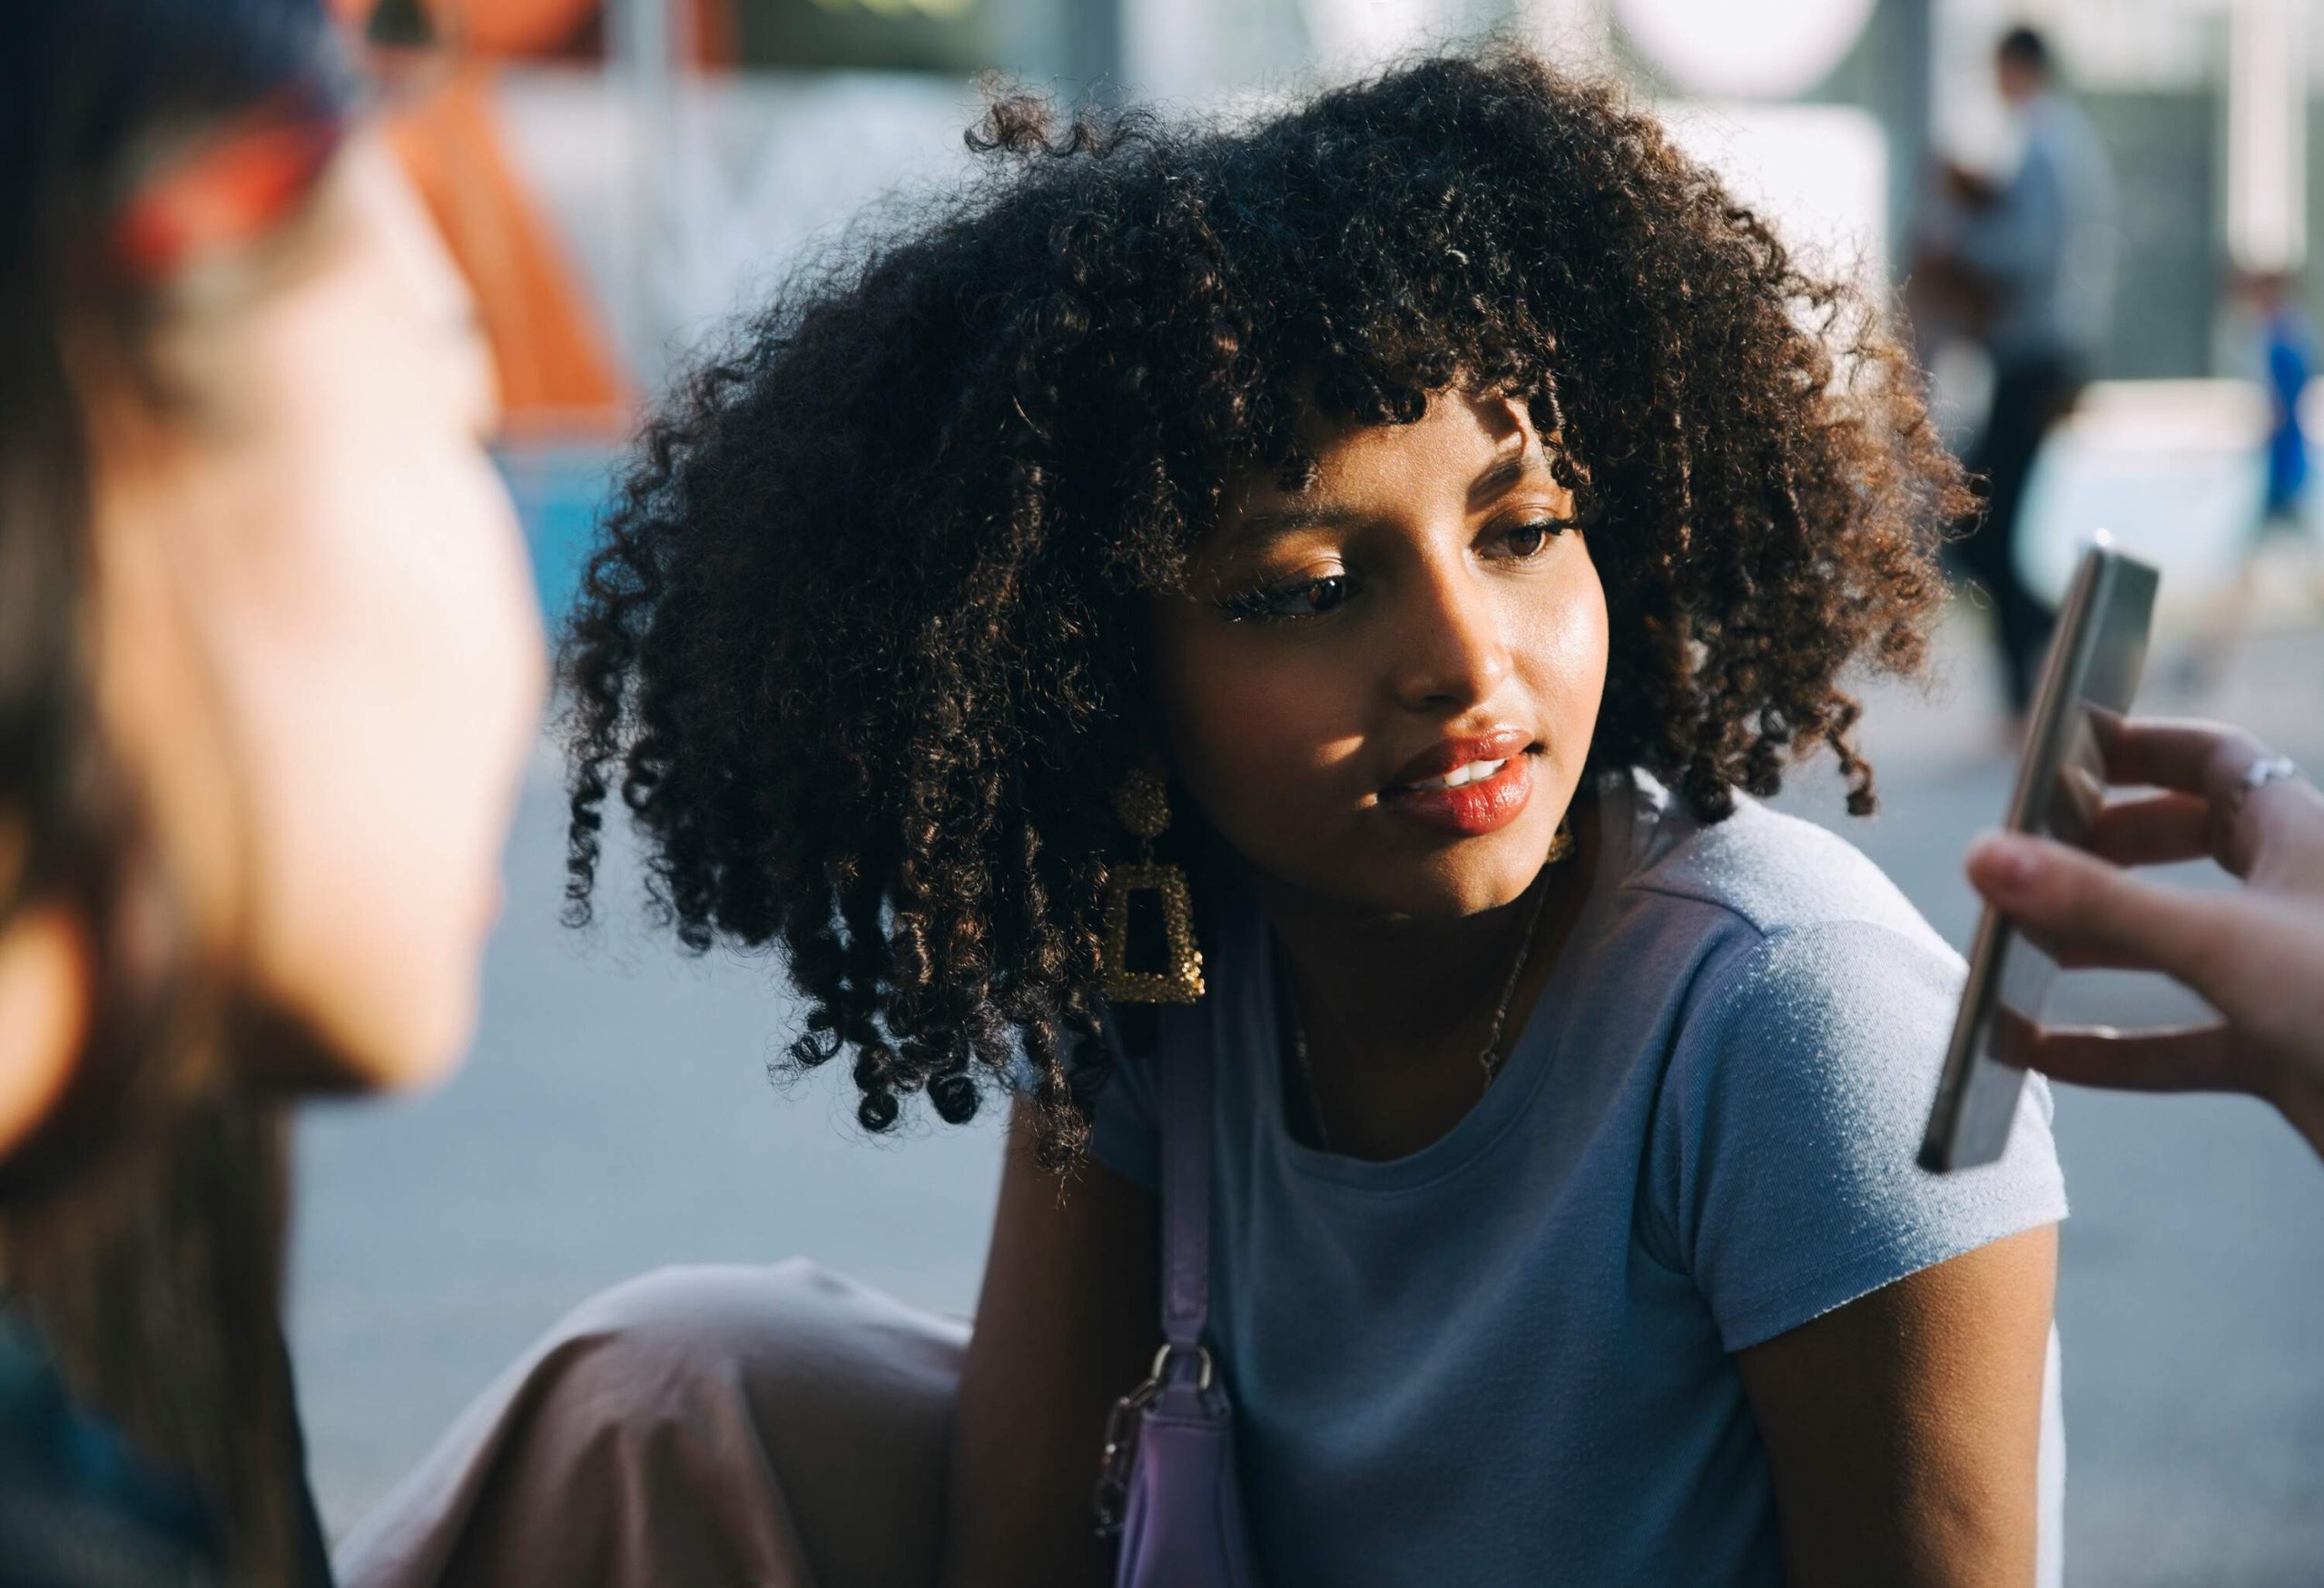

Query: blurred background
[[298, 2, 2324, 1583]]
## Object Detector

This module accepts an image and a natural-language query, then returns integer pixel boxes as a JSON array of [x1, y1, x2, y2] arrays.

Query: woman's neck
[[1250, 794, 1600, 1085]]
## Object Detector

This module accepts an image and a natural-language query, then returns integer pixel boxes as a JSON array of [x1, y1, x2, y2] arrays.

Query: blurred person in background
[[1918, 25, 2116, 729], [0, 0, 544, 1583], [2175, 271, 2322, 688], [1965, 717, 2324, 1160], [2243, 271, 2314, 562]]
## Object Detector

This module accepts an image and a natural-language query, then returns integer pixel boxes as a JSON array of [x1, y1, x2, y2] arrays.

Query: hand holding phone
[[1963, 718, 2324, 1161], [1921, 538, 2157, 1172]]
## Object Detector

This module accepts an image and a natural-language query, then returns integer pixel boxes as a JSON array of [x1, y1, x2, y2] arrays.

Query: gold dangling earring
[[1100, 768, 1206, 1003], [1545, 814, 1575, 864]]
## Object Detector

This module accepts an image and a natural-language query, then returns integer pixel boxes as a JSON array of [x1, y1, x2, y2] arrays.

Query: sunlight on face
[[93, 136, 547, 1090], [1148, 390, 1609, 920]]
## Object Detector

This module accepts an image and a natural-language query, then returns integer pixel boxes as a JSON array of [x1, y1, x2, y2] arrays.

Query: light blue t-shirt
[[1091, 769, 2068, 1586]]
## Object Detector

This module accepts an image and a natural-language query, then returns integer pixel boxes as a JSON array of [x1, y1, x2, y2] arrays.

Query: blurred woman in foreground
[[1967, 717, 2324, 1159], [0, 1, 545, 1581]]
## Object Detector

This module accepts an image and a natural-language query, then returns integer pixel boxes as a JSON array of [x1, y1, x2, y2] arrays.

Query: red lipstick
[[1380, 728, 1536, 838]]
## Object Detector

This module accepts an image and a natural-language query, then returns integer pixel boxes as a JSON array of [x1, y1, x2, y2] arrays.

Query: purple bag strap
[[1157, 1002, 1211, 1361]]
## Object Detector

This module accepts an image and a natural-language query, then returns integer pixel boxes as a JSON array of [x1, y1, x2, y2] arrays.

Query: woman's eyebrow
[[1225, 500, 1357, 549], [1468, 447, 1543, 507], [1224, 442, 1549, 549]]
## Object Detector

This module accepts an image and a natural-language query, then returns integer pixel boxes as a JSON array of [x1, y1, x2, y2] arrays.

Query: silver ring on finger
[[2221, 753, 2305, 847], [2221, 753, 2296, 818], [2240, 753, 2303, 794]]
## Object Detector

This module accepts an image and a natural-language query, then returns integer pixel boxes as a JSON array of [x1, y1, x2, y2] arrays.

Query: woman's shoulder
[[1610, 778, 2066, 1347], [1590, 770, 1974, 1101], [1600, 773, 2004, 1178], [1606, 769, 1955, 969]]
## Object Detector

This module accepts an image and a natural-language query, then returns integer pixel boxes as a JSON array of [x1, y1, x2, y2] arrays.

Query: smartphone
[[1919, 535, 2159, 1173]]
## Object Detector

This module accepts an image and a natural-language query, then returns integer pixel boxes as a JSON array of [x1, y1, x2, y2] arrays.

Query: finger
[[2089, 718, 2323, 879], [2084, 793, 2211, 867], [1964, 832, 2228, 989], [2049, 938, 2157, 972], [2019, 1022, 2240, 1095], [2223, 761, 2324, 886], [1996, 912, 2153, 972], [2093, 715, 2264, 798]]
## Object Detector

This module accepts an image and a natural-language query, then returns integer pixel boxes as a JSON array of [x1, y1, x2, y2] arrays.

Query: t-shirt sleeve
[[1649, 919, 2069, 1353], [1085, 1009, 1163, 1192]]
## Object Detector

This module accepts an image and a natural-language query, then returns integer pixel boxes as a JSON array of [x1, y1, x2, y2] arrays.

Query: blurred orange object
[[330, 0, 734, 64], [328, 0, 594, 56], [382, 57, 626, 439], [326, 0, 760, 438], [441, 0, 597, 56]]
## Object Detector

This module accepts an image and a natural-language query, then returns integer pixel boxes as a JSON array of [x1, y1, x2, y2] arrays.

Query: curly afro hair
[[562, 45, 1968, 1159]]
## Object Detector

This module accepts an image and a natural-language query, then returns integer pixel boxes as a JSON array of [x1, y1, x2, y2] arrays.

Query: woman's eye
[[1492, 518, 1572, 560], [1217, 574, 1355, 622]]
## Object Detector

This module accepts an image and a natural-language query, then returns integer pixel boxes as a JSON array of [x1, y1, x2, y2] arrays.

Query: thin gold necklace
[[1287, 871, 1554, 1154]]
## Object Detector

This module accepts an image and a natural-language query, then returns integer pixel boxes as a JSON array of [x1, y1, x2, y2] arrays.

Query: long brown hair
[[0, 3, 356, 1582]]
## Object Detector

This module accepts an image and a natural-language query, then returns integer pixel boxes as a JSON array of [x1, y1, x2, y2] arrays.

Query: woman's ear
[[0, 902, 92, 1164]]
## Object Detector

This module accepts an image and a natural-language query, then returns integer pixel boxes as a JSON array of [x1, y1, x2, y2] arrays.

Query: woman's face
[[89, 136, 546, 1090], [1150, 389, 1608, 920]]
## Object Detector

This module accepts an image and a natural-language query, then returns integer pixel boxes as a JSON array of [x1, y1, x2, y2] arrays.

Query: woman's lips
[[1385, 726, 1532, 787], [1379, 751, 1532, 837]]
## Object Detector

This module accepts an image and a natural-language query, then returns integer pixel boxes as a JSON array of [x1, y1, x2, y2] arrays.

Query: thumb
[[1965, 832, 2226, 994]]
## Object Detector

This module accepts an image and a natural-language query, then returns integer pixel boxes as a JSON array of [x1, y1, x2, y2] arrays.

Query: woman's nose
[[1386, 557, 1510, 713]]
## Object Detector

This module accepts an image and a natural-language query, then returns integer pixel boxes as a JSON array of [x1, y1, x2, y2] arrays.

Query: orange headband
[[109, 95, 348, 281]]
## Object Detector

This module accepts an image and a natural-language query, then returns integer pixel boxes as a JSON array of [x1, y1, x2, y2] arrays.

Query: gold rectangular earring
[[1546, 814, 1574, 863], [1100, 769, 1206, 1003]]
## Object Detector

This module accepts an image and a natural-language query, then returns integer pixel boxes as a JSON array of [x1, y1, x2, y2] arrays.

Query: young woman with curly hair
[[347, 46, 2067, 1588]]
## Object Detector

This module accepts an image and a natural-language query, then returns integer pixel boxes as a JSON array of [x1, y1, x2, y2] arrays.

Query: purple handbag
[[1094, 1003, 1264, 1588]]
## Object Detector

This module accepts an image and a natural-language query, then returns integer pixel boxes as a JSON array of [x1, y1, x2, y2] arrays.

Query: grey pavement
[[288, 607, 2324, 1584]]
